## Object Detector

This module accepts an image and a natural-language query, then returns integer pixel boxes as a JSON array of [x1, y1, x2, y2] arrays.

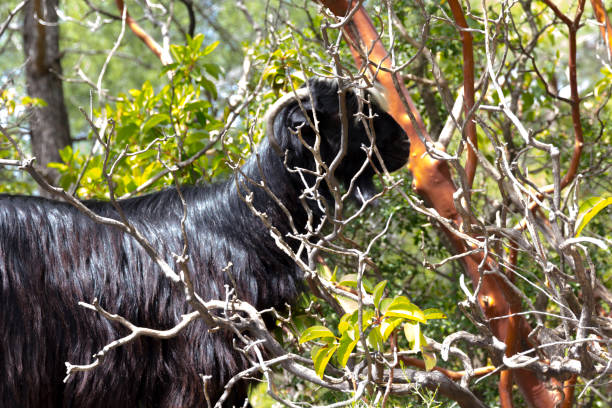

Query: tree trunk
[[23, 0, 70, 187]]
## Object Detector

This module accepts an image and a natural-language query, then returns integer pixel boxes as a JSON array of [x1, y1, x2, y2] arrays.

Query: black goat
[[0, 79, 410, 407]]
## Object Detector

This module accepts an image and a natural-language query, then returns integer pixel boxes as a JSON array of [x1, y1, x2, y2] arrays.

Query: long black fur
[[0, 79, 410, 407]]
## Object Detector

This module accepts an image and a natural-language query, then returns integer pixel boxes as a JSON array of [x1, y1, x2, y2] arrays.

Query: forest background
[[0, 0, 611, 406]]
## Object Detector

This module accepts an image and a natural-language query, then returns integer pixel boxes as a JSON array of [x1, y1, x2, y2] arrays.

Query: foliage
[[575, 197, 612, 237], [48, 34, 226, 199], [299, 278, 446, 378]]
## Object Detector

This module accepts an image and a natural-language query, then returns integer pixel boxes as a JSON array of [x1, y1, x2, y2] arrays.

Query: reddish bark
[[590, 0, 612, 56], [538, 0, 585, 194], [317, 1, 564, 406], [115, 0, 170, 65], [399, 356, 495, 380], [447, 0, 478, 190], [499, 368, 515, 408]]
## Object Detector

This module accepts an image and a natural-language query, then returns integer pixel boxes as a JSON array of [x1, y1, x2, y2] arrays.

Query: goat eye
[[290, 119, 306, 130]]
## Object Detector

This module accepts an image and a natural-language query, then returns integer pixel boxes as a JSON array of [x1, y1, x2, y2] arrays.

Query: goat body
[[0, 79, 410, 407]]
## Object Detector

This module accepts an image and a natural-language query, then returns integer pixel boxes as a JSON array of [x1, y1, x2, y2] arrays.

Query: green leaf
[[361, 309, 375, 330], [338, 319, 349, 334], [299, 325, 335, 344], [21, 96, 47, 107], [419, 330, 428, 349], [576, 197, 612, 237], [337, 273, 358, 288], [422, 350, 437, 371], [189, 33, 205, 52], [84, 166, 102, 182], [48, 162, 68, 172], [318, 264, 331, 280], [379, 298, 393, 314], [194, 111, 208, 127], [330, 265, 338, 283], [142, 114, 171, 133], [522, 92, 534, 111], [423, 308, 447, 320], [116, 123, 140, 143], [372, 280, 387, 309], [200, 77, 218, 99], [384, 296, 426, 323], [202, 40, 219, 56], [160, 62, 180, 74], [404, 322, 420, 351], [380, 316, 403, 341], [125, 177, 138, 192], [367, 327, 383, 351], [418, 331, 436, 371], [203, 63, 221, 79], [185, 100, 211, 112], [310, 345, 321, 361], [335, 295, 358, 314], [338, 310, 358, 334], [336, 332, 359, 367], [362, 278, 375, 293], [185, 131, 209, 147], [313, 344, 338, 379], [170, 44, 185, 62], [58, 145, 73, 163], [262, 68, 276, 83]]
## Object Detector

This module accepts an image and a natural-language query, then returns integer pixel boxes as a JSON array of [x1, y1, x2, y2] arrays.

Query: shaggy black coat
[[0, 79, 410, 407]]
